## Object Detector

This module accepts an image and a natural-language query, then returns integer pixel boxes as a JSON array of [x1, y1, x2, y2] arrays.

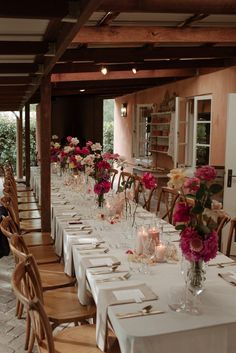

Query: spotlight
[[132, 67, 137, 74], [79, 89, 85, 92], [101, 66, 108, 75]]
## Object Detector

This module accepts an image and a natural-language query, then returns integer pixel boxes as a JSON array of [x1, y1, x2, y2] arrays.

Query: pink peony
[[195, 165, 217, 182], [183, 177, 200, 192], [180, 227, 218, 262], [173, 202, 192, 223], [142, 172, 157, 190]]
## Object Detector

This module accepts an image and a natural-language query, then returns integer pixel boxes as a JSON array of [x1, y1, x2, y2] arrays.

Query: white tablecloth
[[37, 171, 236, 353]]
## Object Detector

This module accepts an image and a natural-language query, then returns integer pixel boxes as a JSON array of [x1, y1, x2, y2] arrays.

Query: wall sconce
[[121, 103, 128, 117]]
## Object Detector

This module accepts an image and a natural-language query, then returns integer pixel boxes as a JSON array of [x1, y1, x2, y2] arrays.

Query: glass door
[[193, 95, 212, 166]]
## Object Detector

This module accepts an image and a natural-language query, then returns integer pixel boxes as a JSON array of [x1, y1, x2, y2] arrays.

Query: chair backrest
[[116, 171, 133, 193], [156, 187, 180, 224], [216, 213, 231, 252], [0, 195, 20, 232], [0, 215, 19, 239], [225, 217, 236, 257], [132, 174, 157, 211], [12, 260, 54, 353], [110, 168, 118, 190]]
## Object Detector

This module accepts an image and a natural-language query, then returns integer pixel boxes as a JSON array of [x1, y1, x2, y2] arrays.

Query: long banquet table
[[30, 168, 236, 353]]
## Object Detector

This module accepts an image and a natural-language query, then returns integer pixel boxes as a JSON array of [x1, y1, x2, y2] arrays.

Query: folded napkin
[[218, 272, 236, 285], [96, 284, 158, 351], [78, 256, 119, 305]]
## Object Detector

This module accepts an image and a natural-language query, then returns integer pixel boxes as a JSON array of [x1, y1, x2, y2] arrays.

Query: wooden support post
[[40, 75, 51, 232], [16, 110, 23, 180], [25, 104, 30, 186]]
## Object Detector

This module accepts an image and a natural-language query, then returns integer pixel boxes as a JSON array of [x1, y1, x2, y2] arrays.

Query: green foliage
[[0, 114, 36, 172], [103, 99, 114, 153], [103, 121, 114, 153], [0, 117, 17, 168]]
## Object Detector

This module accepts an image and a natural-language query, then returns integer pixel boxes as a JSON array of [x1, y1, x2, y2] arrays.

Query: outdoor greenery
[[0, 111, 37, 172], [103, 99, 114, 152]]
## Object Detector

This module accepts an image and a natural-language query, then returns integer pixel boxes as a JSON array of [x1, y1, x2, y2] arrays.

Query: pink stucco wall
[[114, 66, 236, 168]]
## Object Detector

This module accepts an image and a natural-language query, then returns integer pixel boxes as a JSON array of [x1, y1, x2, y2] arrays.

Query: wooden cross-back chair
[[11, 260, 106, 353], [3, 175, 40, 217], [133, 174, 157, 212], [216, 213, 231, 252], [110, 168, 118, 190], [156, 187, 180, 224], [225, 217, 236, 257], [0, 194, 42, 233], [10, 240, 97, 352], [116, 171, 133, 193], [0, 215, 59, 265]]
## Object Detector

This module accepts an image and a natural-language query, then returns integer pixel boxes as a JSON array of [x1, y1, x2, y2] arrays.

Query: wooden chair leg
[[27, 330, 35, 353], [24, 312, 31, 350], [17, 301, 24, 319]]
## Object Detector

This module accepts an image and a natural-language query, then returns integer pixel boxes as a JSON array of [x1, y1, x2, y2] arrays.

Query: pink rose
[[183, 177, 200, 192], [66, 136, 72, 143], [195, 166, 217, 182]]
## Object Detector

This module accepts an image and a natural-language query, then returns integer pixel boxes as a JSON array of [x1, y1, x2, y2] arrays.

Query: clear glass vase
[[186, 260, 206, 314]]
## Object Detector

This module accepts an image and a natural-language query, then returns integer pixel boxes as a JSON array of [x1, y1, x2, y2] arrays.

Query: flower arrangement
[[168, 165, 223, 262], [50, 135, 61, 163]]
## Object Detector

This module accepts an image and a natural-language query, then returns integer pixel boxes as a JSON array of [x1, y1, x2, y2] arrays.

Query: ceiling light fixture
[[80, 89, 85, 92], [101, 66, 108, 75], [132, 67, 137, 74]]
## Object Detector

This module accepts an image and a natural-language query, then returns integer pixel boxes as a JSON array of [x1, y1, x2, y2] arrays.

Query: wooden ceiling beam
[[0, 41, 49, 55], [0, 63, 38, 74], [51, 68, 196, 82], [52, 76, 185, 90], [0, 77, 34, 85], [62, 47, 236, 62], [98, 0, 236, 14], [22, 0, 104, 107], [72, 26, 236, 44], [53, 58, 227, 74], [0, 1, 69, 19]]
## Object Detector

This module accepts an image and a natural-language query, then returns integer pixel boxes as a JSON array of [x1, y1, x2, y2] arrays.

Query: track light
[[101, 66, 108, 75]]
